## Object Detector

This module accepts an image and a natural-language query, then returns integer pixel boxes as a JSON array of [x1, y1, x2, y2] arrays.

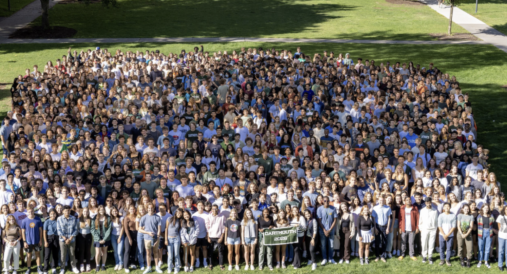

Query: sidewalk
[[421, 0, 507, 54], [0, 0, 58, 40]]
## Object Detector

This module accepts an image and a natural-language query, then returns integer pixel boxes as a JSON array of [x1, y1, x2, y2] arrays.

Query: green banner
[[262, 226, 298, 246]]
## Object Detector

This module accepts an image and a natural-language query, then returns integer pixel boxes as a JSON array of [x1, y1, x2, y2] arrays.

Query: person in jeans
[[258, 208, 275, 270], [337, 203, 355, 264], [165, 208, 182, 273], [136, 205, 147, 271], [43, 209, 59, 274], [4, 215, 21, 274], [205, 204, 225, 270], [110, 207, 125, 271], [457, 204, 474, 268], [123, 205, 138, 273], [496, 206, 507, 271], [56, 206, 80, 274], [21, 207, 43, 274], [372, 195, 392, 262], [241, 209, 257, 271], [139, 203, 163, 274], [437, 203, 456, 266], [316, 197, 337, 265], [477, 204, 494, 269], [398, 196, 419, 261], [76, 207, 92, 273]]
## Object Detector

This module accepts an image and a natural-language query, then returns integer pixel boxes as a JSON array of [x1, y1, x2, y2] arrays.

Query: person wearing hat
[[418, 197, 439, 264]]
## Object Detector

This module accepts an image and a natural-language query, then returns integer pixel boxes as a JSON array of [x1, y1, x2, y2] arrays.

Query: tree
[[40, 0, 117, 30], [448, 0, 462, 35]]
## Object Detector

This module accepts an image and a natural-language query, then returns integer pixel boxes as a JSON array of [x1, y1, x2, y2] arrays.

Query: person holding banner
[[357, 205, 375, 265], [258, 208, 275, 270], [241, 208, 257, 271], [225, 208, 241, 271], [317, 197, 338, 266], [289, 206, 306, 269], [275, 210, 290, 269]]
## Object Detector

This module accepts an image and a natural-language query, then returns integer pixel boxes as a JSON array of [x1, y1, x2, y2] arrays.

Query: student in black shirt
[[258, 208, 275, 270]]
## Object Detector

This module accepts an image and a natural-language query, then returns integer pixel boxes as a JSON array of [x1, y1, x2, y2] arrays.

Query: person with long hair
[[165, 208, 182, 273], [91, 205, 111, 272], [477, 204, 494, 269], [338, 203, 355, 264], [289, 206, 306, 269], [181, 210, 199, 272], [135, 204, 147, 271], [110, 206, 125, 271], [241, 208, 257, 270], [43, 209, 59, 274], [274, 209, 289, 269], [225, 208, 241, 271], [123, 204, 138, 273], [357, 205, 375, 265], [4, 215, 21, 274], [457, 203, 474, 267], [258, 208, 275, 270], [76, 207, 92, 272]]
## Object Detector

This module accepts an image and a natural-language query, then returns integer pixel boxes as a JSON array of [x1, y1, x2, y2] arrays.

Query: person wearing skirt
[[357, 205, 375, 265]]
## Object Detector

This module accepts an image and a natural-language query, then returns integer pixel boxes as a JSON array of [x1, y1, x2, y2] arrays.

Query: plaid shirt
[[56, 215, 78, 242]]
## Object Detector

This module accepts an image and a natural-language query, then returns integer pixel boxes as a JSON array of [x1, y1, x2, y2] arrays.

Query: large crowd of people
[[0, 45, 502, 274]]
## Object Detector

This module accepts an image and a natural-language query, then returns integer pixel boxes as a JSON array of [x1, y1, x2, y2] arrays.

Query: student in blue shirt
[[21, 207, 43, 274], [43, 209, 59, 274], [317, 197, 338, 265], [139, 203, 162, 274]]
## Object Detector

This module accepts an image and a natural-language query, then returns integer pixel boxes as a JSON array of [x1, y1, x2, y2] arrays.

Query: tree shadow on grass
[[30, 0, 354, 38]]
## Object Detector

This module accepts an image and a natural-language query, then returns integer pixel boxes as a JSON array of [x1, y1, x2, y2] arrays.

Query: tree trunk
[[448, 2, 454, 35], [40, 0, 50, 30]]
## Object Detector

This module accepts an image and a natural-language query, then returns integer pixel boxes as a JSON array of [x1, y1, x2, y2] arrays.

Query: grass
[[0, 0, 35, 17], [0, 42, 507, 184], [14, 252, 507, 274], [27, 0, 467, 40], [459, 0, 507, 36]]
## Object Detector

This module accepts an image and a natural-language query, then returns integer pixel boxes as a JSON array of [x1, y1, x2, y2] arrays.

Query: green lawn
[[1, 42, 507, 184], [459, 0, 507, 36], [16, 253, 507, 274], [28, 0, 467, 40], [0, 0, 35, 16]]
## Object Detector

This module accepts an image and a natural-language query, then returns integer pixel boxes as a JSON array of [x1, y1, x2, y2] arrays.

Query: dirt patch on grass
[[385, 0, 425, 6], [9, 26, 77, 39], [430, 33, 479, 41]]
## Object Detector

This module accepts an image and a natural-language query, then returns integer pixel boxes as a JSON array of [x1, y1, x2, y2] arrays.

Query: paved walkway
[[0, 37, 490, 44], [421, 0, 507, 54], [0, 0, 58, 40], [0, 0, 505, 55]]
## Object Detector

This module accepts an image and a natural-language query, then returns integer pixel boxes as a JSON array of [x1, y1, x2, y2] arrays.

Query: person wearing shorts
[[225, 208, 241, 271], [241, 208, 257, 271], [192, 201, 209, 268], [139, 203, 162, 274], [21, 207, 43, 274]]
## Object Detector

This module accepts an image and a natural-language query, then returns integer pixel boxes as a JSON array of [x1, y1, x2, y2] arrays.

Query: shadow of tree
[[30, 0, 353, 38]]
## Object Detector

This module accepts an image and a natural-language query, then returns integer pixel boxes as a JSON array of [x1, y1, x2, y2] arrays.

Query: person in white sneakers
[[419, 197, 439, 264], [139, 204, 163, 274]]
